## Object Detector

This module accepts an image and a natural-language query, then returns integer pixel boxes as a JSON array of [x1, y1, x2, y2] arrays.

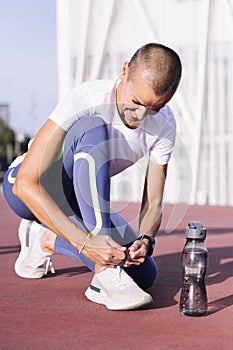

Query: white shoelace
[[107, 266, 135, 290], [45, 257, 55, 275]]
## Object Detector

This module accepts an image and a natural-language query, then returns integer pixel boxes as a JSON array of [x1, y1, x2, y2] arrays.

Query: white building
[[56, 0, 233, 209]]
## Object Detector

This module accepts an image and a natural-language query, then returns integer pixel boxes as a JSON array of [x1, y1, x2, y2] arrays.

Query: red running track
[[0, 192, 233, 350]]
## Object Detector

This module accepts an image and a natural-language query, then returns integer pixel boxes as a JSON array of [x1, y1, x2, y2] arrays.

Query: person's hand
[[80, 234, 127, 268], [122, 239, 149, 267]]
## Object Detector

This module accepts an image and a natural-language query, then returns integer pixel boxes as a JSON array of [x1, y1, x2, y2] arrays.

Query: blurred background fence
[[56, 0, 233, 206], [1, 0, 232, 209]]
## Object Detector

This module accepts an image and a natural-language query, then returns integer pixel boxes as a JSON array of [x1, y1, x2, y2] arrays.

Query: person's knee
[[87, 115, 106, 129], [83, 116, 108, 140], [65, 115, 108, 151], [69, 115, 107, 136]]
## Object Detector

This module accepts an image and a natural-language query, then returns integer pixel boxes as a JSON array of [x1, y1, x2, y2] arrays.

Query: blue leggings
[[3, 116, 156, 289]]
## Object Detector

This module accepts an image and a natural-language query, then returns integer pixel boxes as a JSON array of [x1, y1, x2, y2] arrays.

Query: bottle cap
[[185, 221, 206, 239]]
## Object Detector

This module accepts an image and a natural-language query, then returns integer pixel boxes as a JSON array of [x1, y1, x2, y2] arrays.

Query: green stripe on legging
[[74, 152, 102, 235], [54, 141, 65, 162]]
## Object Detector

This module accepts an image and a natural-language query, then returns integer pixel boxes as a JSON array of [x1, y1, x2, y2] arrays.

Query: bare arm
[[13, 119, 126, 266], [138, 161, 167, 237], [13, 120, 75, 239], [125, 161, 167, 265]]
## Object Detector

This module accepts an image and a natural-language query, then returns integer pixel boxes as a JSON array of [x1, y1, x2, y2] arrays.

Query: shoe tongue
[[117, 267, 134, 284]]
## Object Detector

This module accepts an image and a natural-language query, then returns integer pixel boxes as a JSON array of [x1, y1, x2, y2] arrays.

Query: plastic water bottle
[[179, 221, 208, 316]]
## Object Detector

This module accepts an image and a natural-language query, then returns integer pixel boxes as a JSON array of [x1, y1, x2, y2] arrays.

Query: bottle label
[[185, 266, 201, 275]]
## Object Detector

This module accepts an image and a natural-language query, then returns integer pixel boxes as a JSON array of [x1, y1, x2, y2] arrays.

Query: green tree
[[0, 117, 15, 170]]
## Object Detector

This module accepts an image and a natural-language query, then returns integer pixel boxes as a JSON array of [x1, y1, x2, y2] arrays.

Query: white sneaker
[[85, 266, 153, 310], [15, 219, 55, 278]]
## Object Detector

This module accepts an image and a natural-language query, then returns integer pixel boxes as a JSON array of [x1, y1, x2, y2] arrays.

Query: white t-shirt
[[49, 79, 176, 176]]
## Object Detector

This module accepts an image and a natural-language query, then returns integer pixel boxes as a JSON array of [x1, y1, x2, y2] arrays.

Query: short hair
[[128, 43, 182, 96]]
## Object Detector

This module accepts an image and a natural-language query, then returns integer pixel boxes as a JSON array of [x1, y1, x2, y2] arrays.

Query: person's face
[[117, 62, 174, 129]]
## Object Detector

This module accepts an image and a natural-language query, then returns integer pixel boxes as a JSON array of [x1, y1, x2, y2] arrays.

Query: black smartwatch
[[136, 235, 155, 256]]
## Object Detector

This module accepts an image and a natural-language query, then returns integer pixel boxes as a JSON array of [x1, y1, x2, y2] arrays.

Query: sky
[[0, 0, 57, 135]]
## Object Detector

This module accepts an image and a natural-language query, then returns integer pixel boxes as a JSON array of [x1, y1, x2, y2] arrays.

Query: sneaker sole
[[85, 286, 153, 311]]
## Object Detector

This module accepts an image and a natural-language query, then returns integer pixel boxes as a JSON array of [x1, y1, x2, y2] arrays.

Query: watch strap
[[136, 235, 155, 256]]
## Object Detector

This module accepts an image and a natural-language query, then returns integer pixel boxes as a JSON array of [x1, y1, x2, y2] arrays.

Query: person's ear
[[120, 61, 129, 80]]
